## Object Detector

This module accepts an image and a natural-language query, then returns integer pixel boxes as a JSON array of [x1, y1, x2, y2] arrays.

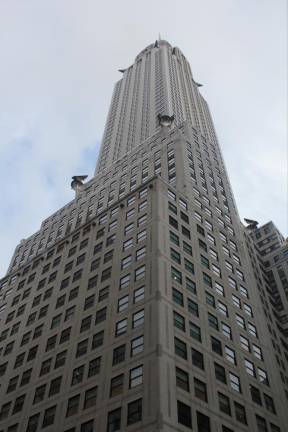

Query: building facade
[[0, 40, 287, 432]]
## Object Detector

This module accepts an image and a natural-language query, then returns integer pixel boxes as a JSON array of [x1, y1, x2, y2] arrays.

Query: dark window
[[72, 365, 84, 385], [81, 420, 94, 432], [176, 367, 190, 392], [12, 395, 25, 414], [234, 402, 247, 424], [250, 385, 262, 405], [174, 311, 185, 331], [33, 385, 46, 404], [84, 386, 97, 409], [175, 337, 187, 359], [194, 378, 207, 402], [92, 330, 104, 349], [177, 400, 192, 428], [256, 415, 268, 432], [218, 392, 231, 416], [127, 399, 142, 425], [39, 358, 52, 376], [197, 411, 211, 432], [113, 345, 126, 365], [80, 315, 92, 333], [110, 374, 124, 397], [42, 405, 56, 427], [26, 413, 40, 432], [76, 339, 88, 357], [49, 376, 61, 396], [95, 307, 107, 324], [190, 322, 201, 342], [215, 362, 226, 383], [88, 357, 101, 377], [211, 336, 222, 355], [55, 350, 66, 368], [66, 395, 80, 417], [191, 348, 204, 369], [107, 408, 121, 432]]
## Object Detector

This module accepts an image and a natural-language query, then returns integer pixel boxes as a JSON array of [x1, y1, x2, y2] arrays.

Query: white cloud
[[0, 0, 286, 275]]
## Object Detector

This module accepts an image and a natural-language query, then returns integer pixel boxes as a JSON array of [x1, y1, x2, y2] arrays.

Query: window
[[136, 246, 146, 261], [49, 376, 61, 396], [244, 304, 253, 317], [225, 346, 236, 364], [107, 408, 121, 432], [211, 336, 222, 355], [133, 286, 144, 303], [215, 362, 226, 383], [236, 314, 245, 329], [252, 345, 263, 361], [188, 298, 198, 316], [174, 337, 187, 359], [186, 277, 196, 294], [76, 339, 88, 357], [127, 398, 142, 425], [129, 365, 143, 388], [88, 357, 101, 377], [26, 413, 40, 432], [72, 366, 84, 385], [184, 258, 194, 274], [183, 242, 193, 258], [234, 402, 247, 424], [264, 394, 276, 414], [119, 274, 130, 290], [239, 336, 250, 353], [131, 335, 144, 356], [95, 307, 107, 324], [84, 386, 97, 409], [258, 368, 269, 386], [245, 359, 256, 377], [137, 229, 146, 243], [66, 395, 80, 417], [190, 322, 201, 342], [171, 267, 182, 284], [201, 255, 210, 269], [222, 323, 232, 339], [171, 248, 181, 264], [206, 291, 215, 307], [116, 319, 128, 336], [194, 378, 207, 402], [81, 420, 94, 432], [110, 374, 124, 397], [173, 288, 183, 306], [218, 392, 231, 415], [256, 415, 268, 432], [229, 373, 241, 392], [55, 350, 66, 368], [174, 311, 185, 331], [215, 281, 224, 296], [123, 238, 133, 251], [197, 412, 211, 432], [42, 405, 56, 427], [121, 255, 132, 269], [208, 312, 219, 330], [250, 385, 262, 405], [135, 265, 145, 281], [218, 301, 228, 317], [133, 309, 144, 328], [118, 295, 129, 312], [92, 330, 104, 349], [248, 322, 257, 337], [203, 272, 212, 288], [177, 400, 192, 428]]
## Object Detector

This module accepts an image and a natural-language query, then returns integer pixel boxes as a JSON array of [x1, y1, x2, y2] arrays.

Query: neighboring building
[[0, 40, 287, 432]]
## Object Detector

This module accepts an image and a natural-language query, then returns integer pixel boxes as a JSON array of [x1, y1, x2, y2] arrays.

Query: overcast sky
[[0, 0, 287, 277]]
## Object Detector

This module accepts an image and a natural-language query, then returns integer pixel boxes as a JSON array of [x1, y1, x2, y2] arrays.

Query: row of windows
[[0, 398, 142, 432]]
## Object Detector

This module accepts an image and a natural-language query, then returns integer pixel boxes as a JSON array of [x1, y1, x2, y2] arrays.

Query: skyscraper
[[0, 40, 287, 432]]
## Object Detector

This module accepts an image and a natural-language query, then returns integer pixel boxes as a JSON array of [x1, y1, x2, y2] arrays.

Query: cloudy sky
[[0, 0, 286, 276]]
